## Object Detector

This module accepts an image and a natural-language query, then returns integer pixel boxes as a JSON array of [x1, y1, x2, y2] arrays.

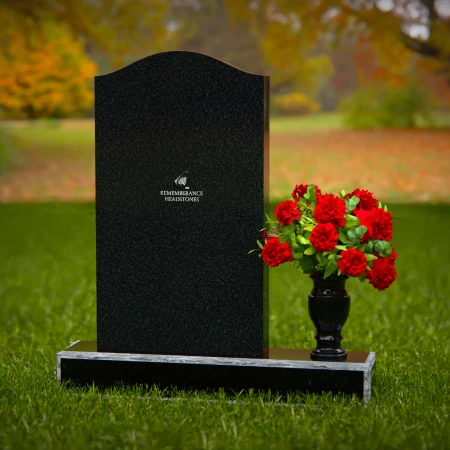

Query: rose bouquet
[[254, 184, 397, 290]]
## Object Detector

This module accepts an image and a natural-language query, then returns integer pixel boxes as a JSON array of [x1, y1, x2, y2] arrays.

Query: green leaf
[[374, 240, 390, 252], [358, 273, 366, 282], [296, 243, 309, 254], [367, 241, 374, 252], [335, 245, 348, 251], [378, 201, 382, 208], [265, 213, 276, 227], [248, 249, 259, 254], [379, 248, 393, 258], [297, 235, 309, 245], [365, 254, 378, 261], [345, 214, 360, 229], [338, 230, 349, 243], [324, 262, 338, 278], [292, 252, 304, 260], [355, 244, 366, 252], [304, 246, 316, 255], [307, 184, 316, 202], [347, 230, 361, 247], [354, 226, 367, 239], [257, 240, 263, 249], [282, 227, 295, 244], [304, 224, 314, 232], [340, 190, 346, 198], [345, 195, 360, 213], [279, 235, 287, 244], [319, 257, 329, 268], [317, 252, 323, 262], [299, 199, 309, 209], [384, 204, 388, 212], [346, 196, 360, 213], [299, 257, 315, 273]]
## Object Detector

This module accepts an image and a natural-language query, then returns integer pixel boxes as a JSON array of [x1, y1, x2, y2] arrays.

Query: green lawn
[[1, 113, 343, 159], [1, 203, 449, 449], [270, 113, 346, 133], [1, 120, 94, 157]]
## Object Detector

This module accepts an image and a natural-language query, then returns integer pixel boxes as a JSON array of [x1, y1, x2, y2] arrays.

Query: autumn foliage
[[0, 17, 96, 119]]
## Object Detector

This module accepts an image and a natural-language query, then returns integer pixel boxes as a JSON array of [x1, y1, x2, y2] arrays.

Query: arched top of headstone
[[95, 50, 266, 80]]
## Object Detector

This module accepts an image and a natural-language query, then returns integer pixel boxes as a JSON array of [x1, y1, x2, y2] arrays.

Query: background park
[[0, 1, 449, 449]]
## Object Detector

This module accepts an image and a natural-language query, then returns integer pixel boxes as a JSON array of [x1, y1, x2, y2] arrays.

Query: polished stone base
[[57, 341, 376, 402]]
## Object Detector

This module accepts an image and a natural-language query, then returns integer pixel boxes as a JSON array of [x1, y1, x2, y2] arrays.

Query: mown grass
[[1, 202, 449, 449], [270, 113, 346, 132], [0, 131, 25, 174], [1, 120, 94, 158], [3, 115, 450, 204]]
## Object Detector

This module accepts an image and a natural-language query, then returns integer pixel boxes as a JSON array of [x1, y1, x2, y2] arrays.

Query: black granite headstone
[[95, 51, 269, 358]]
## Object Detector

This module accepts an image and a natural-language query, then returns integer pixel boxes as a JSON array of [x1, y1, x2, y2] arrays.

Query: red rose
[[337, 248, 367, 277], [366, 257, 397, 290], [346, 189, 378, 211], [388, 248, 397, 265], [261, 237, 293, 267], [355, 208, 375, 242], [310, 223, 338, 252], [275, 200, 301, 226], [375, 247, 397, 262], [313, 194, 346, 229], [292, 184, 322, 202], [355, 208, 393, 242], [372, 208, 393, 241]]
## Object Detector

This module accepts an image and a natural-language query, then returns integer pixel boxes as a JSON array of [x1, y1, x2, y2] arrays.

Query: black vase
[[308, 275, 350, 362]]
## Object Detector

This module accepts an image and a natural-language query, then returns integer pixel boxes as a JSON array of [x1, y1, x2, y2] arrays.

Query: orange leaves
[[0, 13, 97, 119], [354, 32, 417, 87], [1, 122, 449, 203], [270, 129, 450, 204]]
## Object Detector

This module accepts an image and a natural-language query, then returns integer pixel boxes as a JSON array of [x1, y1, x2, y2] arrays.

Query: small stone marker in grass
[[57, 51, 375, 402]]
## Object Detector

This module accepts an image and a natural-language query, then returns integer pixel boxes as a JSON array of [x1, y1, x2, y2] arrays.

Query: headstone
[[57, 51, 375, 402], [94, 51, 269, 358]]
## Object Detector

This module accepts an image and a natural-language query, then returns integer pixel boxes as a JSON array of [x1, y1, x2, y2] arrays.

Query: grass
[[2, 110, 449, 154], [1, 202, 449, 449], [270, 113, 346, 133], [1, 119, 94, 157], [1, 113, 342, 158], [0, 131, 25, 174], [2, 115, 450, 203]]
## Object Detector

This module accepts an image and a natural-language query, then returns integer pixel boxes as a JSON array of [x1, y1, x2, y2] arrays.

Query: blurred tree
[[0, 0, 168, 68], [0, 0, 168, 118], [0, 17, 96, 119], [353, 32, 428, 87], [320, 0, 450, 87], [164, 0, 334, 98]]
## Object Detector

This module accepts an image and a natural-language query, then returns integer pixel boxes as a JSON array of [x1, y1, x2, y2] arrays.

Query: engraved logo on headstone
[[160, 171, 203, 202], [174, 170, 189, 189]]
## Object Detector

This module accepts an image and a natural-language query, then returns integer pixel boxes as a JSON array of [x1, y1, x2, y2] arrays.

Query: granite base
[[57, 341, 375, 403]]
